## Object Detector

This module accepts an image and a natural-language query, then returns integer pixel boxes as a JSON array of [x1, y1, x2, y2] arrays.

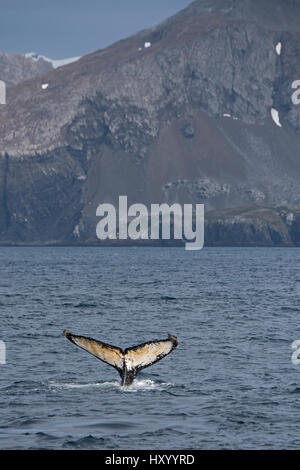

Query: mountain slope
[[0, 51, 53, 86], [0, 0, 300, 244]]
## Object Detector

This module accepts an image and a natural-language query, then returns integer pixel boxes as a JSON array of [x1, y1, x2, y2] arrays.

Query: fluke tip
[[168, 334, 178, 345]]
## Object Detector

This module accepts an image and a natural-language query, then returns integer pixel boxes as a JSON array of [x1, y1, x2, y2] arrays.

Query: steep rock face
[[205, 206, 297, 246], [0, 0, 300, 244], [0, 52, 53, 87]]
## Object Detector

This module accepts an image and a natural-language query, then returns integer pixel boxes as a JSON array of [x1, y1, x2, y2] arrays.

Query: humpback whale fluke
[[63, 330, 178, 386]]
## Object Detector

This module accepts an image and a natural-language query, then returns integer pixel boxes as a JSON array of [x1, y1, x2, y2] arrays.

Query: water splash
[[49, 379, 173, 393], [49, 381, 120, 391], [121, 379, 173, 392]]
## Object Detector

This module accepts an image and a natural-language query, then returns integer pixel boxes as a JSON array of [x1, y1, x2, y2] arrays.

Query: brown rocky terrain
[[0, 0, 300, 246]]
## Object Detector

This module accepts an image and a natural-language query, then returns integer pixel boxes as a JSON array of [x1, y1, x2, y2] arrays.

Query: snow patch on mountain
[[275, 42, 282, 55], [25, 52, 80, 69], [271, 108, 282, 127]]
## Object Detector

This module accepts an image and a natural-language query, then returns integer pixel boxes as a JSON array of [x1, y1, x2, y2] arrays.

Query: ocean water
[[1, 246, 300, 450]]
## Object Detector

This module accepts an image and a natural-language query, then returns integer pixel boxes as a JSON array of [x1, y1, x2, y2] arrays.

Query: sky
[[0, 0, 192, 59]]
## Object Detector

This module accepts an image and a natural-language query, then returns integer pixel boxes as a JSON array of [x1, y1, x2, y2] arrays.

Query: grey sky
[[0, 0, 192, 59]]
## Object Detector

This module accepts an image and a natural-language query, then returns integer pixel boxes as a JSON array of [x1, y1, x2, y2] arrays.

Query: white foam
[[121, 379, 173, 393], [49, 381, 120, 390], [271, 107, 282, 127], [49, 379, 173, 393]]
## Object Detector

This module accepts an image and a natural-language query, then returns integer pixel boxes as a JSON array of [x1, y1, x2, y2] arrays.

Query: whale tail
[[63, 330, 178, 386]]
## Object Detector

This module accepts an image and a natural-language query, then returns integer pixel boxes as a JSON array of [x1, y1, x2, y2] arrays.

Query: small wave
[[160, 296, 177, 301], [63, 435, 107, 449], [281, 306, 300, 312], [2, 380, 41, 393], [74, 302, 97, 308]]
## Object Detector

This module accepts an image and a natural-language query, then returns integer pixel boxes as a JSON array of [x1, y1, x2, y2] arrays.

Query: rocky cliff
[[0, 51, 53, 87], [205, 206, 300, 246], [0, 0, 300, 245]]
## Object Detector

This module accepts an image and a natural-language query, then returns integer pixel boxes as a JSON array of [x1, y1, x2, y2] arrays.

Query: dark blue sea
[[1, 246, 300, 449]]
